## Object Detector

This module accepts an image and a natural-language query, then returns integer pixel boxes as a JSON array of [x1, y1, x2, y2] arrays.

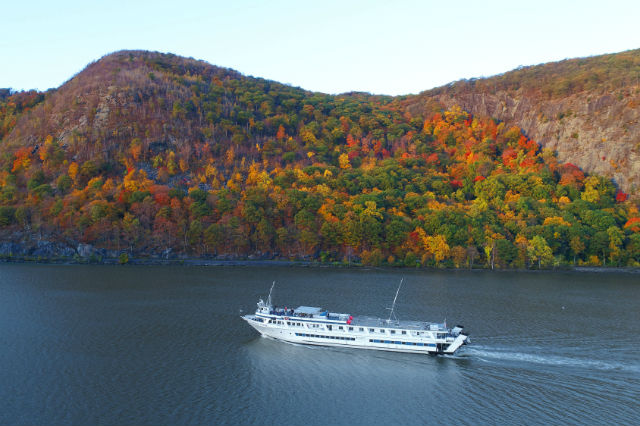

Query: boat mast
[[387, 278, 403, 323], [266, 281, 275, 307]]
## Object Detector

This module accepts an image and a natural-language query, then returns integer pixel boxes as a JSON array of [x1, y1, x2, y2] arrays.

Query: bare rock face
[[77, 243, 94, 258], [415, 87, 640, 194]]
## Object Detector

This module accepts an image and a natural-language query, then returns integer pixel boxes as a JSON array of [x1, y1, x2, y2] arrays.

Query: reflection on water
[[0, 264, 638, 425], [242, 337, 466, 425]]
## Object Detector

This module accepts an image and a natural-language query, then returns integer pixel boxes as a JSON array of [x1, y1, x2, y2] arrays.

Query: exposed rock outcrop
[[0, 238, 76, 258], [412, 88, 640, 193]]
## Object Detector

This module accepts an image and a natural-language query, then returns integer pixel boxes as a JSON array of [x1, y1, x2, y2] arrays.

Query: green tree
[[527, 235, 553, 268], [187, 220, 203, 251], [204, 223, 224, 254], [0, 206, 15, 226], [607, 226, 624, 266], [591, 231, 609, 266], [569, 235, 585, 265], [626, 234, 640, 264], [256, 217, 275, 250]]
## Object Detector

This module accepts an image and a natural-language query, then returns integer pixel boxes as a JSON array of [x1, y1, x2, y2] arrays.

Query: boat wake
[[463, 346, 640, 373]]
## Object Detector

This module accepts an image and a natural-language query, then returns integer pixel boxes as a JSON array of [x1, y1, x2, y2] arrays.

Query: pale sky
[[3, 0, 640, 95]]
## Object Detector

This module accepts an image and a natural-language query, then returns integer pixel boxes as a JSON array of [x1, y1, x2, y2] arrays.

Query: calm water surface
[[0, 264, 638, 425]]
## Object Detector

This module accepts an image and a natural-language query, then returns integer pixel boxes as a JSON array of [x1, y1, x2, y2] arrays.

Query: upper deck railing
[[259, 307, 450, 332]]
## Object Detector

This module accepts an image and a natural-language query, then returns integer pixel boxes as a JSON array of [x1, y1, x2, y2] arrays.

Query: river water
[[0, 264, 638, 425]]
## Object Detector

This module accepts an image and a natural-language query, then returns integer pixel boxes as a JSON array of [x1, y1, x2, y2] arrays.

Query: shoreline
[[0, 255, 639, 273]]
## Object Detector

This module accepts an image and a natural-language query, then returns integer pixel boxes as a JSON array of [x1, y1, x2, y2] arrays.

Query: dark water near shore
[[0, 265, 638, 425]]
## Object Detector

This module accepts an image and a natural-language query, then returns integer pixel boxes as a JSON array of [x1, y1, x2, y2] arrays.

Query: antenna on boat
[[266, 281, 275, 307], [386, 278, 403, 323]]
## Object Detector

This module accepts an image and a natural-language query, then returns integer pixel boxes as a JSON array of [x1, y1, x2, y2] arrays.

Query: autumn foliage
[[0, 51, 639, 268]]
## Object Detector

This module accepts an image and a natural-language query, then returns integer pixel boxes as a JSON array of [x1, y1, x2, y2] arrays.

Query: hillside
[[0, 50, 639, 267], [404, 49, 640, 193]]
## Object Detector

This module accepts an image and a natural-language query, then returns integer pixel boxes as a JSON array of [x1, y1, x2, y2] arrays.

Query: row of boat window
[[295, 333, 356, 341], [266, 319, 437, 336], [369, 339, 437, 347]]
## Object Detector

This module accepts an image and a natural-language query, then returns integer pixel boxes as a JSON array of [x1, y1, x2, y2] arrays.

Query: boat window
[[338, 326, 343, 330], [287, 322, 291, 325], [327, 325, 332, 331], [380, 329, 385, 333], [401, 330, 406, 335], [360, 328, 364, 332], [390, 330, 395, 334], [369, 328, 375, 333], [348, 327, 353, 331]]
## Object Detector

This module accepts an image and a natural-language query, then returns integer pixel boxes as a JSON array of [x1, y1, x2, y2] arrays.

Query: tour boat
[[242, 281, 469, 355]]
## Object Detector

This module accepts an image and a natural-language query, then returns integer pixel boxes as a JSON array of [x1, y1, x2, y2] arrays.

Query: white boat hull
[[242, 315, 468, 355]]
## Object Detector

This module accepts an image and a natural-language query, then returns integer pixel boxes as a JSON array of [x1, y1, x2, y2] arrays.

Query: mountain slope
[[404, 49, 640, 193], [4, 51, 269, 168], [0, 50, 638, 267]]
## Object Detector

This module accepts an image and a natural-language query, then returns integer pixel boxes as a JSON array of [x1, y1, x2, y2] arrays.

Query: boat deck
[[350, 316, 446, 331], [266, 308, 447, 331]]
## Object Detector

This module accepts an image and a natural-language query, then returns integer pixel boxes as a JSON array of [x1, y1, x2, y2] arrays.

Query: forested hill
[[404, 48, 640, 193], [0, 50, 639, 267]]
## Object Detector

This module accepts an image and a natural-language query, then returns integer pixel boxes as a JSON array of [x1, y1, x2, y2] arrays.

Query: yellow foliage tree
[[338, 153, 351, 169], [581, 176, 601, 203], [68, 162, 79, 183], [166, 151, 177, 175], [39, 135, 54, 162], [362, 201, 383, 219], [543, 216, 572, 227], [123, 169, 153, 193], [424, 234, 450, 266]]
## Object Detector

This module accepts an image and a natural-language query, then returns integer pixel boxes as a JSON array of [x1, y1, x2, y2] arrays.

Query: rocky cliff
[[405, 49, 640, 194]]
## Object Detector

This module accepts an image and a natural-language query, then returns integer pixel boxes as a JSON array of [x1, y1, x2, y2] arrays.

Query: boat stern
[[442, 325, 470, 355]]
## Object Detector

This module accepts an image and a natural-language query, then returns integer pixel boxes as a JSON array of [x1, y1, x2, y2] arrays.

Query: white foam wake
[[464, 346, 640, 373]]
